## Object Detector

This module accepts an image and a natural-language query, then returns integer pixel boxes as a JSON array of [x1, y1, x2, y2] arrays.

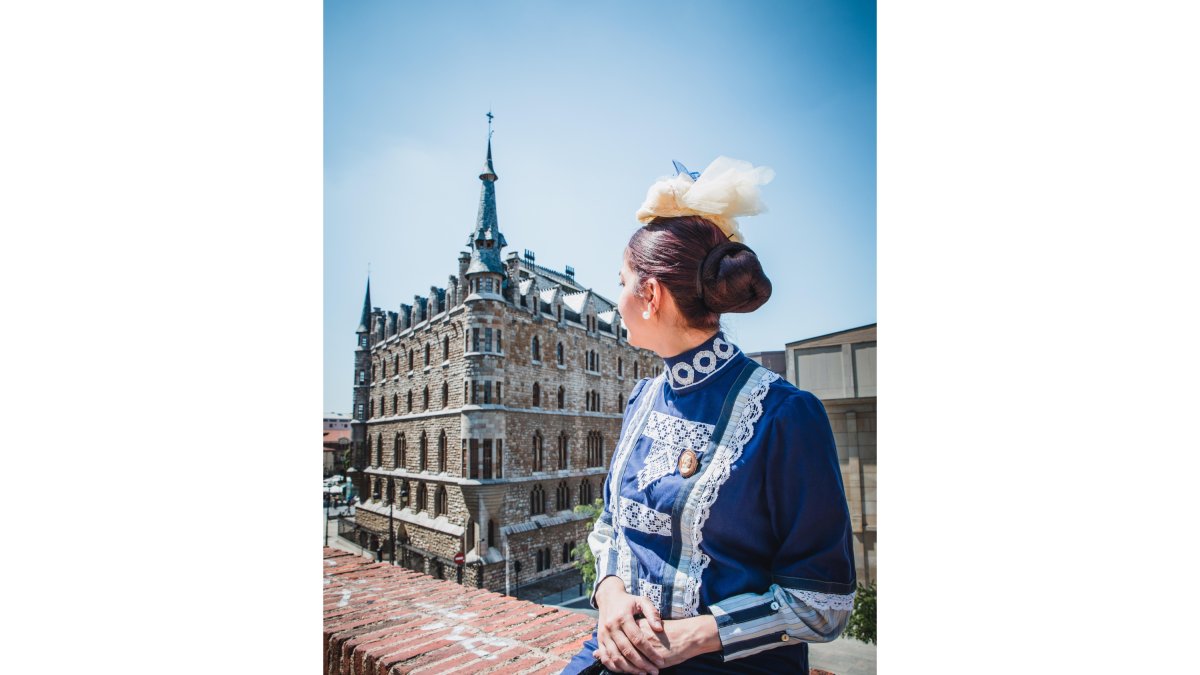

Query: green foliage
[[571, 499, 605, 587], [844, 582, 876, 644]]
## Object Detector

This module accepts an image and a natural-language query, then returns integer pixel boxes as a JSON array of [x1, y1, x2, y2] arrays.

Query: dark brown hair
[[625, 215, 772, 332]]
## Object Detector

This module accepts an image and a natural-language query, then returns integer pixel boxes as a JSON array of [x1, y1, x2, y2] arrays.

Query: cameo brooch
[[678, 448, 700, 478]]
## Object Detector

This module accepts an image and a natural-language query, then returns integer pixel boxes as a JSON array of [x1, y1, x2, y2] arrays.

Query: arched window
[[423, 385, 429, 410], [530, 484, 545, 515], [416, 482, 427, 512], [556, 481, 569, 511], [381, 359, 386, 379], [386, 478, 395, 504], [557, 386, 565, 409], [487, 520, 496, 549], [419, 431, 428, 471], [556, 342, 564, 366], [371, 475, 381, 500], [442, 335, 449, 361], [368, 399, 374, 419], [532, 431, 544, 472], [618, 357, 623, 376], [618, 393, 624, 411], [587, 431, 604, 468], [579, 478, 593, 505], [558, 431, 569, 470], [393, 433, 402, 469], [393, 353, 399, 373], [434, 485, 447, 517], [441, 381, 449, 408], [408, 349, 414, 371], [398, 433, 407, 468], [532, 335, 540, 361], [407, 390, 413, 412], [562, 541, 572, 564], [532, 382, 541, 407], [424, 342, 430, 366], [536, 548, 545, 572], [437, 430, 447, 473], [392, 393, 398, 415], [374, 434, 382, 466]]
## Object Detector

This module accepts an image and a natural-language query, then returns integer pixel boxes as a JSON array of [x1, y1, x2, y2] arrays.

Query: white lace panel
[[609, 377, 666, 518], [786, 588, 856, 612], [671, 368, 780, 618], [637, 412, 715, 490], [618, 496, 672, 537], [639, 579, 664, 610]]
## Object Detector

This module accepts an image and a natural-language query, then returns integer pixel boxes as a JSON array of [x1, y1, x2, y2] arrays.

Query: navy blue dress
[[561, 333, 857, 674]]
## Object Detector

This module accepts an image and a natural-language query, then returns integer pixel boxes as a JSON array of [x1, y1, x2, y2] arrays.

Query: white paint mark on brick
[[419, 621, 447, 631], [337, 589, 353, 607], [442, 625, 521, 658], [414, 602, 479, 621]]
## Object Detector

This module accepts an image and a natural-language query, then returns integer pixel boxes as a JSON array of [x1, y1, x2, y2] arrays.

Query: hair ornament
[[635, 156, 775, 243]]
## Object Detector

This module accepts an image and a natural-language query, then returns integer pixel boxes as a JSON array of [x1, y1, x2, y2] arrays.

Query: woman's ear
[[642, 278, 659, 313]]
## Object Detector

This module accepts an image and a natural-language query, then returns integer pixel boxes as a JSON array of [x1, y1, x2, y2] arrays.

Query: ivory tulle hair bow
[[635, 156, 775, 243]]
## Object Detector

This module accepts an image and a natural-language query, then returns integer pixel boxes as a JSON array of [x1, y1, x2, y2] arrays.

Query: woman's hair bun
[[699, 244, 772, 314]]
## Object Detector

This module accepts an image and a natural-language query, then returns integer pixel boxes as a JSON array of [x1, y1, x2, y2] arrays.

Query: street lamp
[[389, 500, 395, 565]]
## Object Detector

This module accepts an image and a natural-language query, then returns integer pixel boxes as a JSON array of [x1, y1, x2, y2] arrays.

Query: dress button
[[781, 634, 790, 642], [770, 602, 780, 611]]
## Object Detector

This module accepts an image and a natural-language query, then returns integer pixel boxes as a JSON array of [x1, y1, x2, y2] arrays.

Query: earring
[[642, 310, 651, 320]]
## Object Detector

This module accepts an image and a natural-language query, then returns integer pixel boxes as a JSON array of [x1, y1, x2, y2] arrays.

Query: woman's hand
[[633, 614, 722, 668], [593, 576, 666, 675]]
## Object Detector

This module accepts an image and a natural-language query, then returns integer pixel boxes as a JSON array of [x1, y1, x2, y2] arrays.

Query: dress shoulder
[[626, 377, 653, 406], [758, 377, 835, 458]]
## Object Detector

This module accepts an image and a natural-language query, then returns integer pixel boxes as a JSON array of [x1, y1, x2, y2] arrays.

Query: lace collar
[[662, 332, 741, 392]]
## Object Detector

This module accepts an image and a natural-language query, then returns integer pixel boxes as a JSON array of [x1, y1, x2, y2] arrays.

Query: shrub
[[844, 581, 876, 644], [571, 499, 604, 587]]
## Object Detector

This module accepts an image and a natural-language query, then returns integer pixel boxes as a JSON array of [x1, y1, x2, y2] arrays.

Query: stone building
[[347, 135, 659, 594], [785, 323, 877, 585], [323, 413, 351, 477]]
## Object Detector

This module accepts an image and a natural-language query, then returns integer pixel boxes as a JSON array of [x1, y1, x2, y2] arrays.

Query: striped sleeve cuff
[[709, 584, 856, 661]]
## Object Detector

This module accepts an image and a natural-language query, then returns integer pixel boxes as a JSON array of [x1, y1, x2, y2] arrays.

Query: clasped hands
[[592, 576, 720, 675]]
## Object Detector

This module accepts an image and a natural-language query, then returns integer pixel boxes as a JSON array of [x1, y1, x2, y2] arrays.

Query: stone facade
[[785, 324, 877, 585], [348, 137, 658, 596]]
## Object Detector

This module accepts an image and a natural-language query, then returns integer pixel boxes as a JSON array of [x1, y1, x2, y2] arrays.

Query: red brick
[[441, 645, 530, 675], [492, 610, 571, 640], [407, 646, 485, 675], [358, 625, 451, 668], [525, 661, 570, 675], [371, 634, 456, 675], [526, 626, 585, 649], [484, 655, 543, 675]]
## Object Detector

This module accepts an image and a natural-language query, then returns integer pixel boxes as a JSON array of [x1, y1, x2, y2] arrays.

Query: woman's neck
[[654, 328, 719, 360]]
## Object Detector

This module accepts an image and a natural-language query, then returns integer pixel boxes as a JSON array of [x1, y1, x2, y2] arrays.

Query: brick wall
[[324, 547, 593, 674], [324, 548, 838, 675]]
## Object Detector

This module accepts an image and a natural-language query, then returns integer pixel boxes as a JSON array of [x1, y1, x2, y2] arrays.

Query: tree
[[571, 499, 604, 587], [844, 581, 876, 644]]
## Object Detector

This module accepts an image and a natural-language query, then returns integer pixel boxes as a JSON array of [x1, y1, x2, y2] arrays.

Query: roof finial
[[486, 109, 493, 138]]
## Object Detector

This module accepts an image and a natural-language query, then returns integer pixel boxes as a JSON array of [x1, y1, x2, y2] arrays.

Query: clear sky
[[325, 0, 876, 414]]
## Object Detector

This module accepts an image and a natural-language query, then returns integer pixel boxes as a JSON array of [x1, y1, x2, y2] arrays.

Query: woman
[[561, 158, 857, 675]]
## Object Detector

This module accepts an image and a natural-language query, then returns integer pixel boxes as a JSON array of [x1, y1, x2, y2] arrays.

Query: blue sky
[[325, 0, 876, 414]]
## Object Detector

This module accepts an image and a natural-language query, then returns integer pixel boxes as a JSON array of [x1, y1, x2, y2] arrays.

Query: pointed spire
[[467, 113, 506, 276], [479, 135, 498, 182], [356, 276, 372, 333], [480, 111, 498, 181]]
